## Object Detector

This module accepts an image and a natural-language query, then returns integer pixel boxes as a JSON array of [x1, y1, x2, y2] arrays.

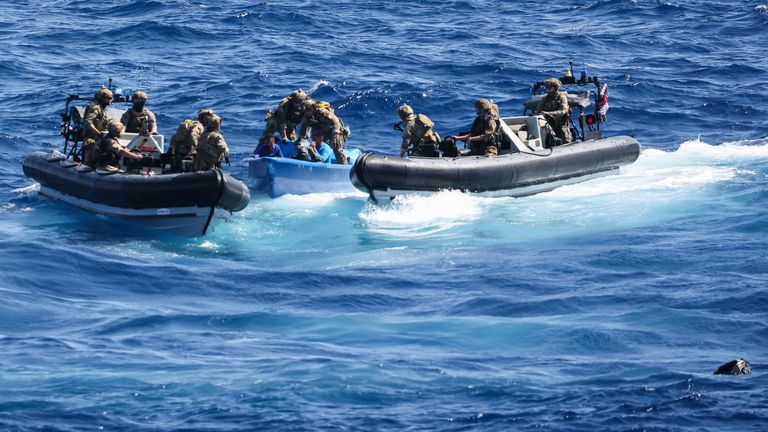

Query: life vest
[[123, 108, 150, 133]]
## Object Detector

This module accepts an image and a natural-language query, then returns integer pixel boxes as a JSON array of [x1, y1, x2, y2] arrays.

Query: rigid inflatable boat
[[23, 88, 250, 236], [351, 73, 641, 202], [247, 140, 362, 198]]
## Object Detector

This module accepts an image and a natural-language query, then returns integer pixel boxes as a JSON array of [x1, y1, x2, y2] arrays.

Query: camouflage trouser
[[330, 134, 347, 165], [193, 153, 217, 171], [470, 140, 498, 157], [262, 118, 297, 142], [81, 138, 96, 166], [548, 115, 573, 144]]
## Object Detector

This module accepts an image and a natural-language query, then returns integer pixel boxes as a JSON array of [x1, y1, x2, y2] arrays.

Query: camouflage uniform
[[193, 115, 229, 171], [400, 114, 441, 156], [86, 120, 126, 169], [120, 91, 157, 134], [396, 104, 441, 156], [261, 90, 308, 142], [169, 109, 215, 172], [536, 79, 573, 144], [299, 103, 348, 165], [169, 120, 204, 171], [469, 99, 500, 156], [82, 89, 112, 161]]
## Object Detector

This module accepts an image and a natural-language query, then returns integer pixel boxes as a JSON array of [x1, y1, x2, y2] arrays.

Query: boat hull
[[351, 136, 641, 201], [23, 151, 250, 236], [247, 157, 358, 198]]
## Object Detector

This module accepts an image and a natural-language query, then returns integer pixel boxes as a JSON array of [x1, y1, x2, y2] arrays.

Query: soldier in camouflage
[[535, 78, 573, 145], [120, 91, 157, 135], [82, 87, 113, 162], [85, 119, 143, 169], [260, 89, 308, 144], [450, 98, 501, 156], [298, 101, 349, 165], [396, 104, 441, 157], [168, 109, 215, 172], [193, 114, 229, 171]]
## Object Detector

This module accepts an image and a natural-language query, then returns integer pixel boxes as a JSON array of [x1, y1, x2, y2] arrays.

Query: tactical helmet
[[290, 89, 307, 100], [197, 108, 216, 123], [207, 114, 222, 129], [132, 91, 148, 102], [94, 87, 114, 100], [106, 119, 124, 136], [544, 78, 562, 90], [475, 98, 492, 111], [302, 98, 317, 110], [396, 104, 414, 118]]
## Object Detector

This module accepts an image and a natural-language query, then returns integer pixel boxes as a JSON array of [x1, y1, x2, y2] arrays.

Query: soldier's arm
[[217, 135, 230, 165], [401, 121, 413, 156], [298, 114, 310, 140], [120, 110, 131, 128], [217, 135, 229, 154], [85, 106, 102, 135], [273, 106, 290, 140], [147, 111, 158, 134]]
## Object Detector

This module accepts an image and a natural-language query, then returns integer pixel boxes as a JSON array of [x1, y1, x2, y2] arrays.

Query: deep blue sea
[[2, 1, 768, 430]]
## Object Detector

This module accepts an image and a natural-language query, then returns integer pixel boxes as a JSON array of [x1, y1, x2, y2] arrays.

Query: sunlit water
[[1, 1, 768, 430]]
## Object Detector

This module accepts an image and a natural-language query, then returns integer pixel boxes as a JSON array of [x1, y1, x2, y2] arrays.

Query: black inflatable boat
[[22, 87, 250, 236], [24, 151, 250, 236], [352, 72, 641, 202], [352, 134, 640, 201]]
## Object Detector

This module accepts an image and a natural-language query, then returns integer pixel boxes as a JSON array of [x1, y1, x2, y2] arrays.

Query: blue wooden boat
[[247, 140, 362, 198]]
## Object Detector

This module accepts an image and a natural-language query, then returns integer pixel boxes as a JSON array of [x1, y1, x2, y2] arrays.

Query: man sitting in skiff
[[253, 131, 284, 158], [449, 98, 501, 156], [535, 78, 572, 145], [86, 119, 144, 170], [120, 91, 157, 135]]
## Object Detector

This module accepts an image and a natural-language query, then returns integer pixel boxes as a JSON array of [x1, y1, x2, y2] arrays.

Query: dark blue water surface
[[2, 1, 768, 430]]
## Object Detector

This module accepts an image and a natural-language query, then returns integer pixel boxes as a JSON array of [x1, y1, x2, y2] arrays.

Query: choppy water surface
[[1, 1, 768, 430]]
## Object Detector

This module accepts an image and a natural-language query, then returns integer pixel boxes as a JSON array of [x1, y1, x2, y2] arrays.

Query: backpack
[[170, 120, 201, 154], [414, 114, 434, 129]]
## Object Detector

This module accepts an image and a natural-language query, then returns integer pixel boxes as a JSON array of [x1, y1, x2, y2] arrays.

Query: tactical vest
[[123, 108, 150, 133]]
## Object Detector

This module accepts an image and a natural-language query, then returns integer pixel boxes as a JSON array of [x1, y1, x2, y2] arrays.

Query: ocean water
[[2, 0, 768, 430]]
